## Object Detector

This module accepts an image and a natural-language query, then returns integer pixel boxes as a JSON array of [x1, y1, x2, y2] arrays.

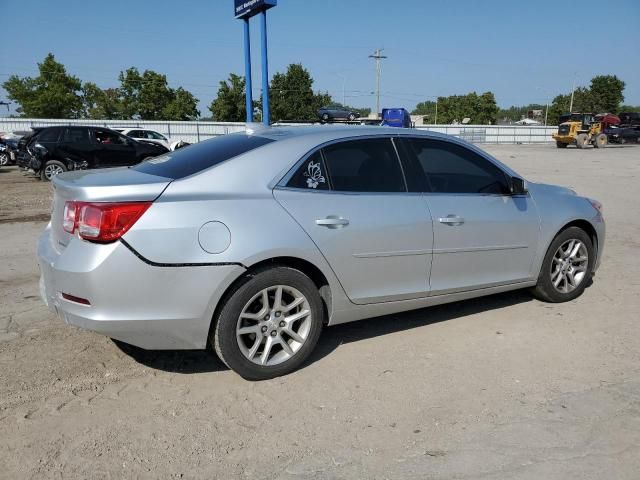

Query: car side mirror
[[510, 176, 528, 195]]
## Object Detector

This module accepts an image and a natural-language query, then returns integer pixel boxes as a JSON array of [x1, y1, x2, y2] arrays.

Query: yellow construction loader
[[552, 113, 608, 149]]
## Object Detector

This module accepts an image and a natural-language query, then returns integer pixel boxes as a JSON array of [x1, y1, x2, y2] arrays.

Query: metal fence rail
[[0, 118, 557, 144]]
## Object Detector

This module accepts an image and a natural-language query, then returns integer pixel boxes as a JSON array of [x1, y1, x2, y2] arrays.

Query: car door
[[59, 128, 95, 168], [398, 137, 540, 295], [274, 137, 433, 305], [91, 128, 137, 167]]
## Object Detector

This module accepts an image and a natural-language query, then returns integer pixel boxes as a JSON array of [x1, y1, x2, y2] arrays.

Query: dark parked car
[[317, 105, 361, 122], [18, 126, 168, 181], [618, 112, 640, 127]]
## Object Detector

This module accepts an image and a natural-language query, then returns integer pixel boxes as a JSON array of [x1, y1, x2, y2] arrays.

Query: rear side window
[[322, 138, 405, 192], [287, 151, 329, 190], [37, 128, 63, 143], [132, 133, 275, 179], [403, 138, 509, 194], [63, 128, 90, 143]]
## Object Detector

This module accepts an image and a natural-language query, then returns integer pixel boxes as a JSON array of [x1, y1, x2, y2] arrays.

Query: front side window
[[93, 129, 128, 145], [404, 138, 509, 194], [322, 138, 405, 193], [286, 151, 329, 190]]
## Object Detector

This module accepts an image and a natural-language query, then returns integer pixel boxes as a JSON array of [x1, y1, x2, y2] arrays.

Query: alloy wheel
[[550, 239, 589, 293], [44, 164, 64, 180], [236, 285, 312, 366]]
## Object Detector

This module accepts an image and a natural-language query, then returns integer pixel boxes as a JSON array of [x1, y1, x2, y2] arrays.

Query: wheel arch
[[552, 218, 599, 271], [207, 256, 333, 347]]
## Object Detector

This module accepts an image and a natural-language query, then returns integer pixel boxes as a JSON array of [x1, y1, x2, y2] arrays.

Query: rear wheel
[[0, 152, 8, 166], [212, 266, 324, 380], [532, 226, 594, 303], [575, 133, 589, 149], [321, 113, 330, 122], [556, 141, 568, 148], [40, 160, 67, 181], [348, 113, 356, 121], [593, 133, 607, 148]]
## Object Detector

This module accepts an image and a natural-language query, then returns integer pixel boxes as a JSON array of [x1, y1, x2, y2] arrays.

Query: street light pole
[[369, 49, 387, 118]]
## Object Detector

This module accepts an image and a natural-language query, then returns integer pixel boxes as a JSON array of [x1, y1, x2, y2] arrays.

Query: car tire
[[0, 152, 8, 166], [212, 266, 324, 380], [531, 226, 595, 303], [348, 113, 356, 121], [40, 160, 67, 181], [321, 113, 330, 122]]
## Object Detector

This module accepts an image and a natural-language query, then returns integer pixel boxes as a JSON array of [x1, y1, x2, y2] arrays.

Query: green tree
[[588, 75, 625, 113], [116, 68, 199, 120], [430, 91, 498, 125], [82, 82, 125, 119], [547, 75, 626, 124], [209, 73, 248, 122], [163, 87, 200, 120], [269, 64, 332, 122], [2, 53, 84, 118], [412, 100, 437, 122]]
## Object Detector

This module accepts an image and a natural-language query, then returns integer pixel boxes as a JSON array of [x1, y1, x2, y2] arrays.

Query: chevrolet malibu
[[38, 126, 605, 380]]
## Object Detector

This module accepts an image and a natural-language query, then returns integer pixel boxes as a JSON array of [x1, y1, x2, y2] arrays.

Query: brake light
[[62, 201, 151, 243]]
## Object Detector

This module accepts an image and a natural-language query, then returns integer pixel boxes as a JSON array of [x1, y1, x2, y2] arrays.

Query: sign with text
[[234, 0, 277, 19]]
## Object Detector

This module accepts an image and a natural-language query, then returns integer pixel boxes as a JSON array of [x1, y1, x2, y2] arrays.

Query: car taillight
[[63, 201, 79, 233], [62, 201, 151, 243]]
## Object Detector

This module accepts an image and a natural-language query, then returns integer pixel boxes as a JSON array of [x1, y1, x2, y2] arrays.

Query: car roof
[[255, 124, 449, 143]]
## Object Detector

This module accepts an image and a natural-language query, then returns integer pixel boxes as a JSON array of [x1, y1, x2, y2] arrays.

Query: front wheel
[[0, 152, 9, 166], [40, 160, 67, 181], [532, 226, 594, 303], [593, 133, 607, 148], [212, 267, 324, 380], [575, 133, 589, 149]]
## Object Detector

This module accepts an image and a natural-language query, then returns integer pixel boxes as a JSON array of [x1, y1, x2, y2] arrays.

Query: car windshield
[[132, 133, 275, 179]]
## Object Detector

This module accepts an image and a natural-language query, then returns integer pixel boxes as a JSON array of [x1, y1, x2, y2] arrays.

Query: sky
[[1, 0, 639, 117]]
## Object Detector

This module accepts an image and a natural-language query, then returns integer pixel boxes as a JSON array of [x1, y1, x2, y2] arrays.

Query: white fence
[[0, 118, 557, 144]]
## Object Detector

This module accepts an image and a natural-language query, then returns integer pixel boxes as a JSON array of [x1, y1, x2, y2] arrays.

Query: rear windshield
[[132, 133, 275, 179]]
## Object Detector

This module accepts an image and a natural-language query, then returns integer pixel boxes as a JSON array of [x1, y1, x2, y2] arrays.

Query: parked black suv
[[18, 126, 168, 180]]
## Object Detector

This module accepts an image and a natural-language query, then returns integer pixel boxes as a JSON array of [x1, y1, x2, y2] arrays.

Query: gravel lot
[[1, 144, 639, 479]]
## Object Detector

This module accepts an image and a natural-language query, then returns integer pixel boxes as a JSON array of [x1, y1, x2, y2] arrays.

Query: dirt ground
[[1, 144, 639, 479]]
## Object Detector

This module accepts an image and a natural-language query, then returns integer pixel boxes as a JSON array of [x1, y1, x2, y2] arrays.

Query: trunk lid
[[50, 167, 171, 250]]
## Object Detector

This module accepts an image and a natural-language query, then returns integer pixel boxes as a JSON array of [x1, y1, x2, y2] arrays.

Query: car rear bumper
[[37, 225, 244, 350]]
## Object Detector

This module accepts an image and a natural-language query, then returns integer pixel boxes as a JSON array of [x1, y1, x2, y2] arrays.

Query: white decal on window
[[305, 160, 326, 189]]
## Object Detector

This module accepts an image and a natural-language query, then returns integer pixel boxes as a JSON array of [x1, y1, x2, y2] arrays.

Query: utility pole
[[369, 48, 387, 118], [569, 78, 576, 113]]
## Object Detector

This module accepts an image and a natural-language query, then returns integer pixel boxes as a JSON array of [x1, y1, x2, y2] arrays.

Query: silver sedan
[[38, 126, 605, 380]]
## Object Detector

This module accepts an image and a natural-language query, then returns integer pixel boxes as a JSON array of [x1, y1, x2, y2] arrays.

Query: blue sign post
[[234, 0, 277, 125]]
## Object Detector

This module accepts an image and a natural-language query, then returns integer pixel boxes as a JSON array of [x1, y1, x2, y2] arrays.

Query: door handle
[[438, 215, 465, 225], [315, 216, 350, 229]]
